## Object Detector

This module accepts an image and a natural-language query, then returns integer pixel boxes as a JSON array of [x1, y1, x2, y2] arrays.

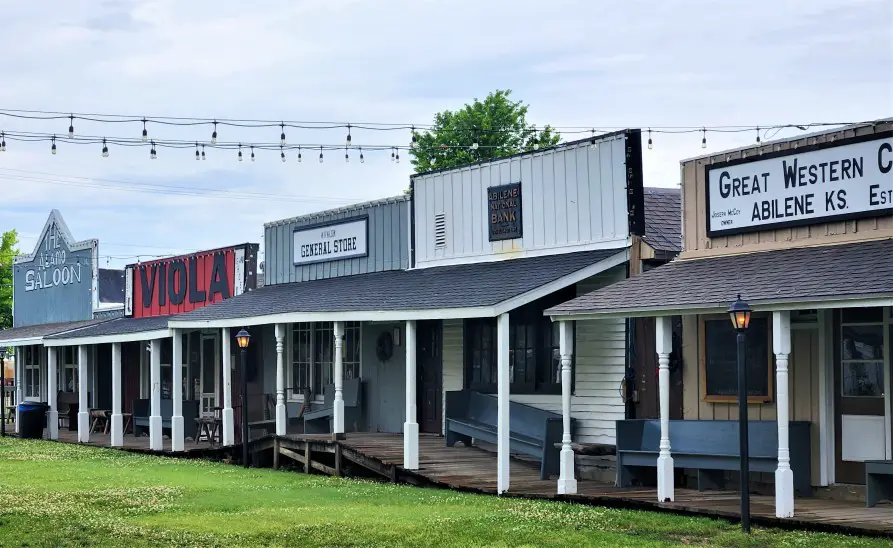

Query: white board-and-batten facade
[[412, 130, 650, 454]]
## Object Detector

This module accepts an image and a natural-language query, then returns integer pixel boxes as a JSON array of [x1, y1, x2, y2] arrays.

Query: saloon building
[[546, 119, 893, 516], [163, 130, 682, 491]]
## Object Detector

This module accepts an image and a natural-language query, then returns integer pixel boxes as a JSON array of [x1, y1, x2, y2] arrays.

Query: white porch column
[[171, 331, 184, 452], [47, 347, 59, 440], [403, 320, 419, 470], [110, 342, 123, 447], [14, 347, 22, 432], [656, 316, 674, 502], [222, 327, 234, 446], [77, 345, 90, 443], [149, 339, 163, 451], [275, 324, 287, 436], [333, 321, 345, 437], [773, 310, 794, 518], [557, 320, 577, 494], [497, 313, 511, 495]]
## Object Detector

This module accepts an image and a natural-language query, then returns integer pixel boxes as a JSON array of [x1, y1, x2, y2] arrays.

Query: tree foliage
[[409, 90, 561, 173], [0, 230, 19, 330]]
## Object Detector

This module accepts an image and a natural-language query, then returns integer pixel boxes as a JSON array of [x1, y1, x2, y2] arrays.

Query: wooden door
[[199, 334, 219, 416], [632, 316, 684, 420], [834, 309, 888, 484], [416, 320, 443, 434]]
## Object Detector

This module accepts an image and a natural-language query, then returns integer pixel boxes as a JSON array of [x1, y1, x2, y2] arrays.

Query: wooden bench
[[866, 460, 893, 507], [616, 419, 812, 496], [445, 390, 570, 480], [56, 391, 80, 431], [303, 379, 363, 434], [132, 399, 200, 441]]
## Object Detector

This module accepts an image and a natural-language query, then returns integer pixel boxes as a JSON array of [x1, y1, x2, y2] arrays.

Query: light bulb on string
[[195, 142, 200, 160], [250, 145, 255, 162], [647, 128, 653, 150], [0, 132, 5, 152], [344, 146, 349, 163], [211, 121, 218, 144], [319, 146, 324, 163], [390, 148, 395, 162], [201, 144, 206, 160], [101, 138, 109, 158], [280, 123, 286, 146], [410, 125, 417, 148], [359, 147, 364, 163], [280, 145, 286, 163], [395, 149, 400, 163], [51, 135, 57, 155], [755, 126, 761, 144], [238, 144, 243, 162], [297, 146, 302, 163], [701, 128, 707, 149], [150, 141, 157, 159], [68, 115, 74, 138], [346, 124, 352, 147], [589, 129, 598, 150], [142, 118, 148, 142]]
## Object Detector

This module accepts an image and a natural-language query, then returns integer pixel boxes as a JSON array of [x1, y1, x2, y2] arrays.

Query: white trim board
[[169, 252, 629, 330], [44, 329, 171, 347], [413, 239, 631, 269], [0, 336, 44, 347]]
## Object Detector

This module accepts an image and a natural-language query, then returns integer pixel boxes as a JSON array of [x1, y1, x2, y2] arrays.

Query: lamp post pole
[[728, 294, 753, 534], [0, 348, 6, 437], [235, 329, 251, 469]]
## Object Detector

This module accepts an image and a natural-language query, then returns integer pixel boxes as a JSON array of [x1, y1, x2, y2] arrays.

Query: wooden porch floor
[[288, 432, 893, 537]]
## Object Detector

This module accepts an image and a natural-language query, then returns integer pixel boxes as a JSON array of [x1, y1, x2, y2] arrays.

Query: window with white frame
[[24, 345, 41, 399], [290, 322, 361, 399], [61, 346, 78, 393]]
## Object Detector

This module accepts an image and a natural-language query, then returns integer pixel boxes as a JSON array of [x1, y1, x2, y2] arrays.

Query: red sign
[[125, 245, 255, 318]]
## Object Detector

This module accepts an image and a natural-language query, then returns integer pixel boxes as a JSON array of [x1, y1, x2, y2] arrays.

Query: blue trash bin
[[17, 402, 48, 439]]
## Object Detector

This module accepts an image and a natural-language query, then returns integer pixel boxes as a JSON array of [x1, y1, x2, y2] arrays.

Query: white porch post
[[497, 313, 511, 495], [149, 339, 163, 451], [14, 347, 22, 432], [656, 316, 674, 502], [557, 320, 577, 494], [333, 321, 345, 437], [773, 310, 794, 518], [171, 330, 184, 452], [110, 342, 123, 447], [222, 327, 234, 446], [77, 345, 90, 443], [275, 323, 287, 436], [404, 320, 419, 470], [47, 347, 59, 440]]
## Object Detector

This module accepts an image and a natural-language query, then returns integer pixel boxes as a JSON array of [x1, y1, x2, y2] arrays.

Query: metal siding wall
[[413, 136, 631, 267], [263, 199, 409, 285]]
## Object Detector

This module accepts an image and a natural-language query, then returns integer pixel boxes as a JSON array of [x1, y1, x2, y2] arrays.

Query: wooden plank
[[335, 444, 342, 477], [279, 446, 304, 465], [273, 438, 280, 470], [305, 441, 311, 474]]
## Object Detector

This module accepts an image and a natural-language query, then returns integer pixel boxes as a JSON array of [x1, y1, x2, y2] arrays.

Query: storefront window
[[24, 345, 41, 399], [700, 316, 772, 402], [291, 322, 361, 399], [840, 318, 885, 398], [62, 346, 78, 393]]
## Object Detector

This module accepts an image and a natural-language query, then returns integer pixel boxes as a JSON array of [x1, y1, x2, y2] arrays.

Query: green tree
[[0, 230, 19, 330], [409, 89, 561, 173]]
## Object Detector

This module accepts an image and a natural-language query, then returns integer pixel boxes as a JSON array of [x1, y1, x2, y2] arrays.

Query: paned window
[[291, 322, 362, 399]]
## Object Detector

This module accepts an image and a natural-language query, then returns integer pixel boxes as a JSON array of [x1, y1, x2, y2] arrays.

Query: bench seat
[[303, 378, 363, 434], [132, 399, 199, 441], [866, 460, 893, 508]]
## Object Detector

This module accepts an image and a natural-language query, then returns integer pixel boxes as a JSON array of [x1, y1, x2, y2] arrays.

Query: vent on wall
[[434, 213, 447, 249]]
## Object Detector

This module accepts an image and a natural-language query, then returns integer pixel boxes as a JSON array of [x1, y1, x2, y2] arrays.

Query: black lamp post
[[235, 328, 251, 468], [0, 347, 7, 437], [728, 294, 753, 534]]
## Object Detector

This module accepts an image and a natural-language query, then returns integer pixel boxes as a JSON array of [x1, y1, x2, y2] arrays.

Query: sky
[[0, 0, 891, 269]]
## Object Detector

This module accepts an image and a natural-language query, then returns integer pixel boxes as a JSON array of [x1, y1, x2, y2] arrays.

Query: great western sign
[[125, 243, 258, 318], [706, 132, 893, 237], [293, 217, 368, 265], [13, 211, 98, 327]]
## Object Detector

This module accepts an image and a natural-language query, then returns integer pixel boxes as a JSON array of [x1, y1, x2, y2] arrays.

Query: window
[[290, 322, 362, 399], [840, 308, 885, 398], [61, 346, 78, 393], [24, 345, 41, 399], [464, 288, 575, 395], [700, 315, 773, 403]]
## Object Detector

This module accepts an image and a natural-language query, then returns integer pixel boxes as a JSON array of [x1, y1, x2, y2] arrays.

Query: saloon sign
[[706, 132, 893, 237], [125, 243, 258, 318]]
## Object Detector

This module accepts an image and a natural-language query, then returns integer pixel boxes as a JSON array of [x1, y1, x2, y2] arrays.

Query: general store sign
[[293, 217, 368, 265], [706, 132, 893, 237]]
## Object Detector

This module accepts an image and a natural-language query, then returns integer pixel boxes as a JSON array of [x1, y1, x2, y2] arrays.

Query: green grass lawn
[[0, 438, 886, 547]]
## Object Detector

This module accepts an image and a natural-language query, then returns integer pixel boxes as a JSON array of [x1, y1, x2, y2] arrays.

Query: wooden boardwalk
[[273, 432, 893, 538]]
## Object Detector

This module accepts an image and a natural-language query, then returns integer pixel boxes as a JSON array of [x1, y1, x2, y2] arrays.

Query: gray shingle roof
[[546, 239, 893, 317], [642, 187, 682, 254], [172, 248, 627, 323], [0, 318, 110, 343], [45, 315, 172, 340]]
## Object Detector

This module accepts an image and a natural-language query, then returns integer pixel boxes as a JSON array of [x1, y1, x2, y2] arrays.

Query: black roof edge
[[124, 242, 259, 270]]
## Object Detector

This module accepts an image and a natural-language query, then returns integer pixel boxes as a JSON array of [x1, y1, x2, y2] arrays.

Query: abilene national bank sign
[[706, 131, 893, 237]]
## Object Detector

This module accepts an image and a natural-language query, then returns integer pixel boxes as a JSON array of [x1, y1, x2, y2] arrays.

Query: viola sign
[[125, 244, 258, 318], [706, 132, 893, 236]]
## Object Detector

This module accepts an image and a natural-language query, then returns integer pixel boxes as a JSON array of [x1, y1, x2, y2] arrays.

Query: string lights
[[141, 118, 148, 142], [701, 128, 707, 149], [51, 135, 56, 155], [101, 138, 109, 158]]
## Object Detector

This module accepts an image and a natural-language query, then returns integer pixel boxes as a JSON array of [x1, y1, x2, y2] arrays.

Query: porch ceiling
[[0, 318, 111, 346], [167, 248, 629, 328], [547, 238, 893, 320]]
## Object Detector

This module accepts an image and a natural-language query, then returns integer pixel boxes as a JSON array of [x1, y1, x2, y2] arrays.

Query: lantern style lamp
[[727, 294, 752, 534], [235, 329, 251, 468]]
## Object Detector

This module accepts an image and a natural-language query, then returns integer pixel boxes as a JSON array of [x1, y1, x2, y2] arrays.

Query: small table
[[90, 410, 110, 434], [195, 416, 222, 446], [4, 405, 14, 423]]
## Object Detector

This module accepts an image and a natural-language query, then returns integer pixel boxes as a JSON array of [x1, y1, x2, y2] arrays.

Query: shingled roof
[[0, 318, 110, 345], [45, 315, 172, 341], [642, 187, 682, 254], [169, 248, 628, 326], [546, 239, 893, 318]]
